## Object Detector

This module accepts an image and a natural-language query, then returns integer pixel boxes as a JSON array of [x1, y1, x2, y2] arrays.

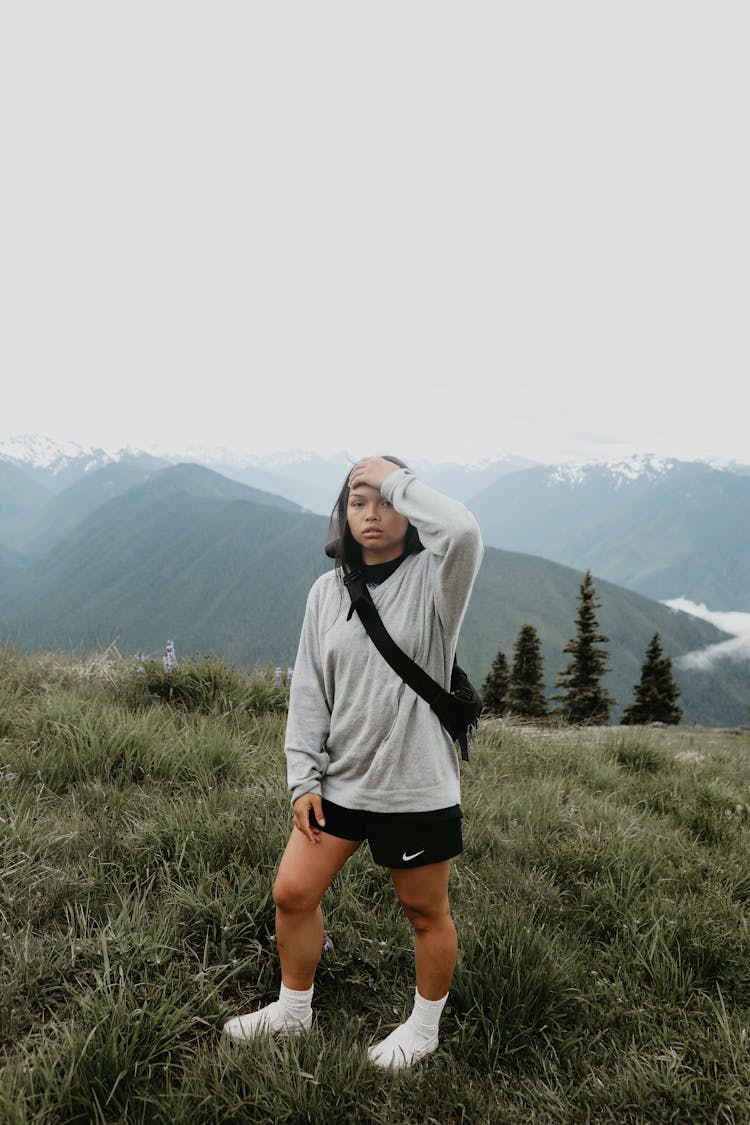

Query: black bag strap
[[343, 569, 451, 709]]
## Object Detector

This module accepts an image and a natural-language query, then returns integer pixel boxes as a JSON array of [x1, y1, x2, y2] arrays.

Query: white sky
[[1, 0, 748, 465]]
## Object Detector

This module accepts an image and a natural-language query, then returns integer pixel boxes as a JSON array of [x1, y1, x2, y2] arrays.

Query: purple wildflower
[[322, 930, 333, 954], [163, 640, 177, 674], [136, 651, 145, 675], [286, 665, 294, 687], [274, 666, 283, 688]]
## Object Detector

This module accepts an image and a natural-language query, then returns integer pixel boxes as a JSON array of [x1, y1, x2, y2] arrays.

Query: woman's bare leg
[[223, 830, 360, 1042], [274, 829, 362, 989], [390, 860, 456, 999], [367, 860, 455, 1067]]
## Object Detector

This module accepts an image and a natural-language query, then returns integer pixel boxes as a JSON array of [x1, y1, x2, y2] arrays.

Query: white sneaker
[[367, 1022, 439, 1068], [222, 1001, 312, 1044]]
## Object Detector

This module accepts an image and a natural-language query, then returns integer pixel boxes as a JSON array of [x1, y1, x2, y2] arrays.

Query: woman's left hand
[[348, 457, 401, 493]]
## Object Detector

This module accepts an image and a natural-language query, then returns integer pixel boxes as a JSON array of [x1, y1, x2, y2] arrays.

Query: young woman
[[222, 455, 483, 1067]]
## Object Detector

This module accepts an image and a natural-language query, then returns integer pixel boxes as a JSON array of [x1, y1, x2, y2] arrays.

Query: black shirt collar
[[362, 551, 410, 586]]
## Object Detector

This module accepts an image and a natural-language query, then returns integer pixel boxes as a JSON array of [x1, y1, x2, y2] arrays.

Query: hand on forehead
[[348, 457, 401, 492]]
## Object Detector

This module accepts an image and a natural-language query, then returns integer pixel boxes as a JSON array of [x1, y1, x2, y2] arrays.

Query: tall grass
[[1, 645, 748, 1122]]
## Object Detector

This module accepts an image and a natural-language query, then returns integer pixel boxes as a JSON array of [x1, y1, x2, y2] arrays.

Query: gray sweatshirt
[[284, 468, 484, 813]]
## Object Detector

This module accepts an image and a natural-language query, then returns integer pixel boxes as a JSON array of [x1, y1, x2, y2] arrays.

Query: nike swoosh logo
[[402, 850, 425, 862]]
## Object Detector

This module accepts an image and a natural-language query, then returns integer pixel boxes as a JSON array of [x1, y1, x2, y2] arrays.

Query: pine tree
[[621, 633, 682, 725], [554, 571, 615, 724], [481, 648, 509, 716], [506, 624, 547, 719]]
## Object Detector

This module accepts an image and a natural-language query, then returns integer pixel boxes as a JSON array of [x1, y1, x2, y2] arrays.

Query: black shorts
[[310, 798, 463, 869]]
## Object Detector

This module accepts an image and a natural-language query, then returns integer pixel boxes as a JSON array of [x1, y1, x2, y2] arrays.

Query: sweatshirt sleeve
[[284, 581, 332, 805], [380, 468, 484, 639]]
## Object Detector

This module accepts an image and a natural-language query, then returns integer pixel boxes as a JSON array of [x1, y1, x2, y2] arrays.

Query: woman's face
[[347, 484, 410, 564]]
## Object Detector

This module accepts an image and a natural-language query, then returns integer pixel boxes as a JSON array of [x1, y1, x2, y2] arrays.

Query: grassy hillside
[[1, 647, 748, 1123]]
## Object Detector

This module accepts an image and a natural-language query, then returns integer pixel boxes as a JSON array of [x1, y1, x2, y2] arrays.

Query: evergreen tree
[[506, 624, 547, 719], [481, 647, 509, 716], [621, 633, 682, 725], [554, 570, 615, 724]]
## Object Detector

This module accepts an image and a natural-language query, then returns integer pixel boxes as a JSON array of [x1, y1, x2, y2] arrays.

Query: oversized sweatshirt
[[284, 468, 484, 813]]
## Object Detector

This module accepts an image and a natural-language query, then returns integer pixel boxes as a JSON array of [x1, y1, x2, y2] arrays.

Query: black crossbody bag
[[343, 571, 482, 761]]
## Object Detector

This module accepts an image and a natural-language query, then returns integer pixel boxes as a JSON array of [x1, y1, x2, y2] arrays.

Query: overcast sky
[[1, 1, 748, 466]]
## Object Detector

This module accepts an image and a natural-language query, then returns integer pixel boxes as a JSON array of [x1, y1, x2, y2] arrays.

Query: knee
[[400, 898, 452, 934], [273, 874, 319, 915]]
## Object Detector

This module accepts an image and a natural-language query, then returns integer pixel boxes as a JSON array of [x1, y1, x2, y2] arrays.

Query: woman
[[222, 455, 483, 1068]]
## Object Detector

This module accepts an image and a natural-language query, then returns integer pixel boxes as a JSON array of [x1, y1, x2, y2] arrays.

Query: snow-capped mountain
[[468, 456, 750, 611], [0, 434, 118, 473], [0, 435, 168, 491], [547, 453, 698, 488]]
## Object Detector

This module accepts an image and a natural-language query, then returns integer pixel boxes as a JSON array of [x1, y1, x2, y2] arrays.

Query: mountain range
[[5, 436, 748, 611], [0, 436, 537, 520], [468, 455, 750, 611], [0, 436, 748, 726]]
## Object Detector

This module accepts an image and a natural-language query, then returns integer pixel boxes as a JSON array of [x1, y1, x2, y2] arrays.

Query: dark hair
[[325, 455, 424, 577]]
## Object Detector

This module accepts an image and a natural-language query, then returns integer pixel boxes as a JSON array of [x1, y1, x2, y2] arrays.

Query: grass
[[1, 644, 749, 1123]]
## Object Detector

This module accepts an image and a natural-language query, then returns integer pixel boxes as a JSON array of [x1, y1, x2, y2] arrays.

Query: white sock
[[409, 988, 448, 1041], [367, 989, 447, 1068], [278, 981, 314, 1023]]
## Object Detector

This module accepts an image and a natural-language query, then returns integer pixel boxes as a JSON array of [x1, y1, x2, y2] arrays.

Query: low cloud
[[662, 598, 750, 671]]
